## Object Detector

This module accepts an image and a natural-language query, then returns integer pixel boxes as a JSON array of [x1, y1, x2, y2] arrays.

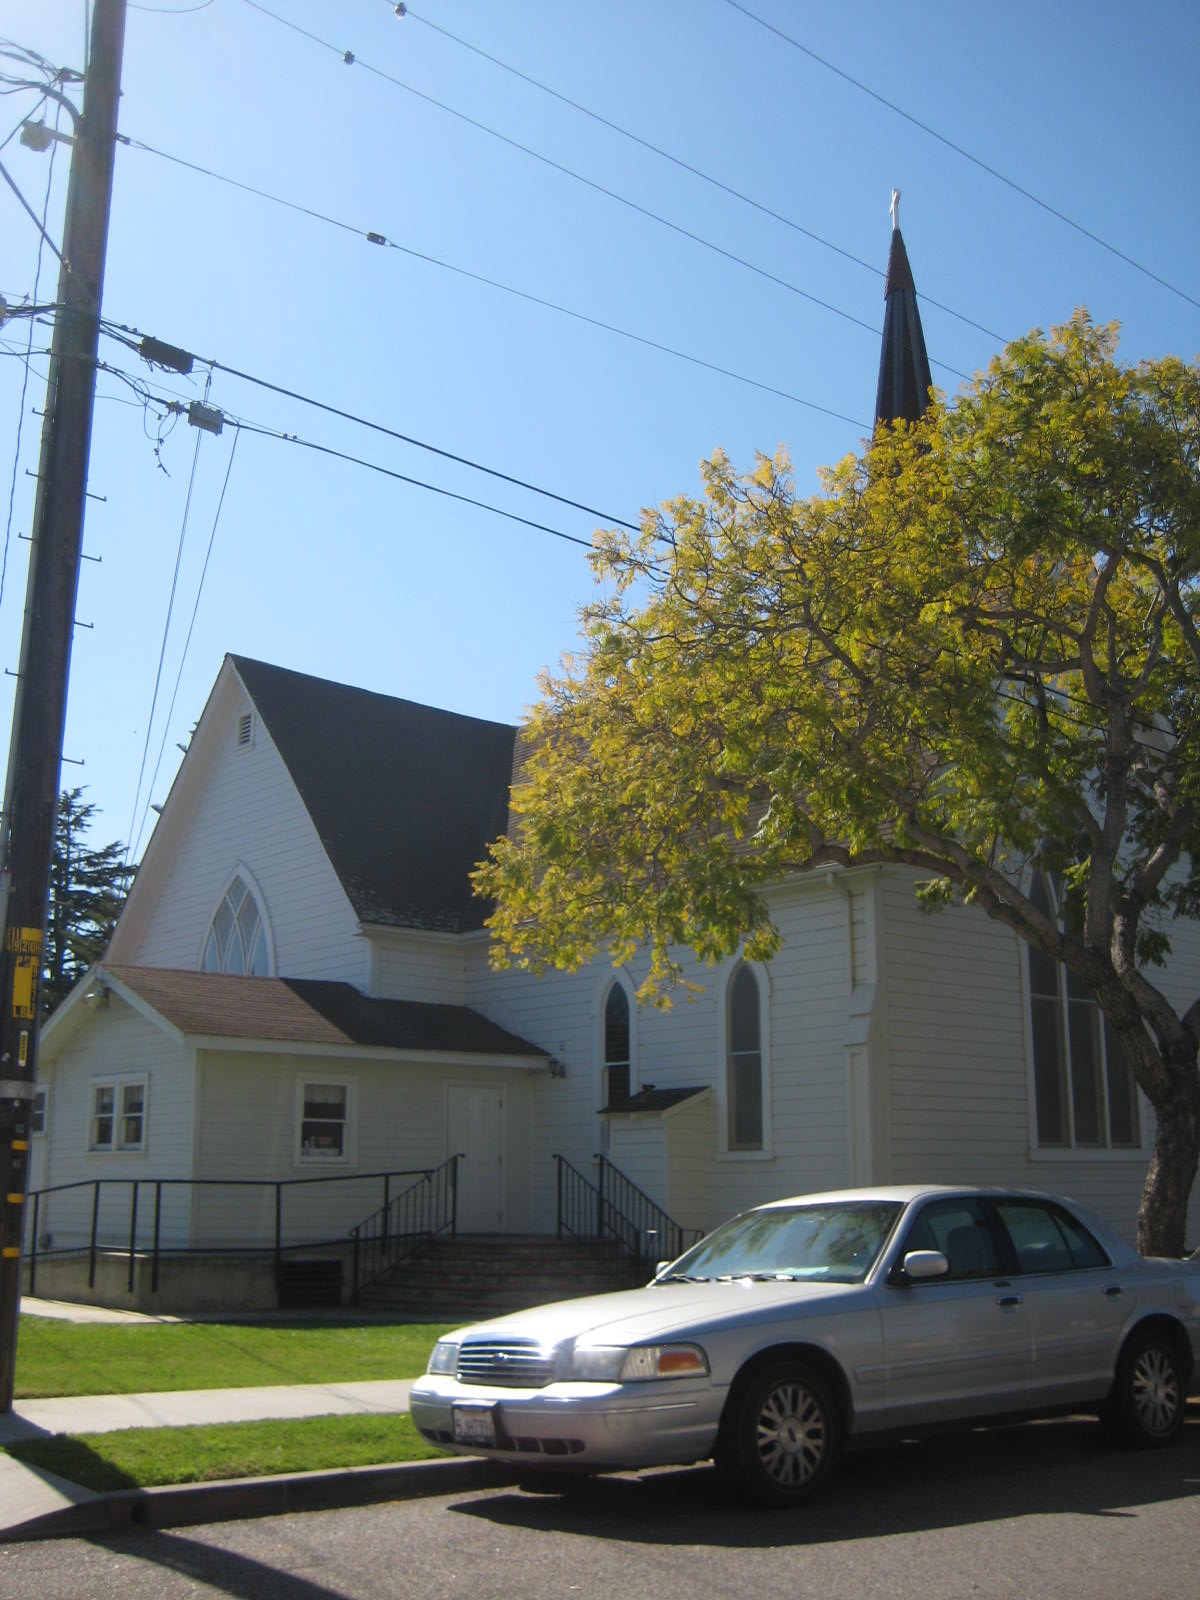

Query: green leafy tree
[[477, 314, 1200, 1256], [43, 788, 130, 1014]]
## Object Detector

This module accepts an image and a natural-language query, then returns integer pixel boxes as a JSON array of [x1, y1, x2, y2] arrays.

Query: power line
[[120, 137, 872, 429], [238, 0, 976, 376], [99, 317, 645, 530], [0, 156, 66, 266], [232, 417, 599, 551], [130, 423, 239, 861], [723, 0, 1200, 313], [1, 103, 60, 615], [90, 354, 606, 550], [124, 371, 214, 869], [396, 3, 1005, 345]]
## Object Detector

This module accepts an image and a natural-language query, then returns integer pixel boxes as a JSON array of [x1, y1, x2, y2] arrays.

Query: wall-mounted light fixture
[[83, 983, 110, 1009], [547, 1056, 566, 1079]]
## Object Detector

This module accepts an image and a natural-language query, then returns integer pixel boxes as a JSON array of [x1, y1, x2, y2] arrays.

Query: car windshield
[[658, 1201, 903, 1285]]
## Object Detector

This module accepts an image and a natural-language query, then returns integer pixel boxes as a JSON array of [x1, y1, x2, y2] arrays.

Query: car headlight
[[563, 1342, 709, 1382], [426, 1338, 461, 1376]]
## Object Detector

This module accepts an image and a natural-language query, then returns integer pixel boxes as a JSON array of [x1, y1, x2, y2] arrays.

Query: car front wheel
[[716, 1360, 839, 1507], [1103, 1328, 1187, 1448]]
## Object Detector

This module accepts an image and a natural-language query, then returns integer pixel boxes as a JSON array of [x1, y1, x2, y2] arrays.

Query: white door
[[447, 1085, 505, 1234]]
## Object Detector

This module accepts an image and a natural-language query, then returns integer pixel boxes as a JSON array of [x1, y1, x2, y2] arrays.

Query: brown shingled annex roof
[[104, 966, 546, 1058]]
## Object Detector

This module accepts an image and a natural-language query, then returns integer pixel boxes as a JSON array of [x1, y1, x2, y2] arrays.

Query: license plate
[[452, 1405, 498, 1447]]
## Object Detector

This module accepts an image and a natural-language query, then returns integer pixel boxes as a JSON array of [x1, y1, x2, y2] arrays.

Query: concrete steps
[[354, 1235, 648, 1322]]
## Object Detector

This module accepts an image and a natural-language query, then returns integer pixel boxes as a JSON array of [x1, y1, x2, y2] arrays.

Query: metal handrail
[[23, 1166, 441, 1299], [348, 1154, 461, 1301], [553, 1153, 699, 1271], [595, 1154, 701, 1265]]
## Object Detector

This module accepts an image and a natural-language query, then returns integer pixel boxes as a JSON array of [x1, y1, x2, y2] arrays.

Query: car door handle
[[1103, 1285, 1124, 1298], [996, 1295, 1024, 1308]]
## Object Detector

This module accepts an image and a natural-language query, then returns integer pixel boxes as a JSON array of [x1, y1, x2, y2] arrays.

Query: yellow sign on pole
[[11, 960, 37, 1021], [4, 928, 42, 957]]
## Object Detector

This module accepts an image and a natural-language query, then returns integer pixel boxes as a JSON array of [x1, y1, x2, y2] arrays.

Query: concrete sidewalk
[[0, 1377, 416, 1442], [0, 1301, 496, 1542]]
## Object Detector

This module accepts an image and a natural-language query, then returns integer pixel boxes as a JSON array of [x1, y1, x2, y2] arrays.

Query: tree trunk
[[1136, 1060, 1200, 1257]]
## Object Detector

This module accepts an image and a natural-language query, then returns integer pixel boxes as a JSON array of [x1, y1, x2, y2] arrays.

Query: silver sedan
[[409, 1185, 1200, 1506]]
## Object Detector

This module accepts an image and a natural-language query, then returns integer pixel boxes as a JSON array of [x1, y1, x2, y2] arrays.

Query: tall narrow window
[[603, 985, 631, 1107], [1027, 874, 1141, 1150], [726, 964, 763, 1151], [202, 872, 270, 976]]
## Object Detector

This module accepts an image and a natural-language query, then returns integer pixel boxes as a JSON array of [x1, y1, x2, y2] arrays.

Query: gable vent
[[237, 712, 253, 749]]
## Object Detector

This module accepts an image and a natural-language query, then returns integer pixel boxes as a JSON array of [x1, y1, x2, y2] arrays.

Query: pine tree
[[43, 788, 131, 1014]]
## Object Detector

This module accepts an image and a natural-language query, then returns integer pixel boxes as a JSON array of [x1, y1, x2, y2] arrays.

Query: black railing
[[554, 1153, 700, 1272], [23, 1166, 446, 1299], [348, 1154, 461, 1301]]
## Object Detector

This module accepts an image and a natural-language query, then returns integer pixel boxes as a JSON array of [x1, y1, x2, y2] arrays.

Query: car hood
[[450, 1277, 869, 1348]]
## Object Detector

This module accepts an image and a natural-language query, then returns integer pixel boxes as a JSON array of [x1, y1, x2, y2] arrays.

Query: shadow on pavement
[[81, 1528, 351, 1600], [448, 1411, 1200, 1548]]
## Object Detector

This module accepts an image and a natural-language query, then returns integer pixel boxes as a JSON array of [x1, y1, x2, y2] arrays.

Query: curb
[[2, 1455, 505, 1543]]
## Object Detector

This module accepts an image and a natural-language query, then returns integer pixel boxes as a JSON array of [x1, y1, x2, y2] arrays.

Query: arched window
[[603, 983, 632, 1108], [726, 963, 764, 1151], [1026, 874, 1140, 1149], [202, 872, 271, 976]]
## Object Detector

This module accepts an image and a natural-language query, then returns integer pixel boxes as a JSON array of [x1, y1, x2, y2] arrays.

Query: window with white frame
[[1026, 874, 1141, 1150], [202, 871, 271, 976], [297, 1079, 352, 1163], [88, 1076, 146, 1153], [725, 963, 765, 1152]]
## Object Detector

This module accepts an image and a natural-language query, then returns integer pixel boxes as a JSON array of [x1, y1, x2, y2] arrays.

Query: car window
[[900, 1199, 1003, 1280], [994, 1199, 1109, 1273], [662, 1201, 902, 1284]]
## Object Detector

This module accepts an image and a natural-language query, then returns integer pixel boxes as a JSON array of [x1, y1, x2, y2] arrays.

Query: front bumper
[[409, 1374, 724, 1471]]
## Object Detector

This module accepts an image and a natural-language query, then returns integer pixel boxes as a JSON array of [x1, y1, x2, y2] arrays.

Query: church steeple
[[874, 190, 933, 428]]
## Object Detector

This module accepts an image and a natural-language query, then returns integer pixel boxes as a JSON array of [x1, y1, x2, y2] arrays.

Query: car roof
[[754, 1184, 1070, 1211]]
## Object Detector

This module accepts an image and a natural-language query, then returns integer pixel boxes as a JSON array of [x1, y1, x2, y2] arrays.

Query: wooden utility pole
[[0, 0, 126, 1409]]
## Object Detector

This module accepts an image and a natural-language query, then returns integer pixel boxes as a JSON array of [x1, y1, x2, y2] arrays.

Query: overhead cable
[[723, 0, 1200, 312], [396, 2, 1004, 344], [120, 137, 871, 428], [99, 317, 644, 530], [237, 0, 978, 375]]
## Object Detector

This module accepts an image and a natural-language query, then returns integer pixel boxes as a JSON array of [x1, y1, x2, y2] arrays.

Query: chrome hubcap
[[1131, 1346, 1180, 1435], [756, 1381, 826, 1486]]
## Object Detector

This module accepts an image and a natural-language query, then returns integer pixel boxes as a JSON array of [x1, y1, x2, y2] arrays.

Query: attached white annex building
[[27, 221, 1200, 1308]]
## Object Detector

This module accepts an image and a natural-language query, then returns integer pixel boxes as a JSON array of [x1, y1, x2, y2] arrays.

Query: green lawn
[[14, 1316, 455, 1399], [7, 1412, 446, 1492]]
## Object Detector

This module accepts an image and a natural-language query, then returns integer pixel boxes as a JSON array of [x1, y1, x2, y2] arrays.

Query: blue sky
[[1, 0, 1197, 862]]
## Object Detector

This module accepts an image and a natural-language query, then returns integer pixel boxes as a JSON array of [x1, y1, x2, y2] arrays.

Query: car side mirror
[[902, 1249, 950, 1281], [655, 1261, 671, 1277]]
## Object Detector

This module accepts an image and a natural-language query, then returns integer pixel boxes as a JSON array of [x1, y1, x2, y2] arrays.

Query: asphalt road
[[1, 1414, 1197, 1600]]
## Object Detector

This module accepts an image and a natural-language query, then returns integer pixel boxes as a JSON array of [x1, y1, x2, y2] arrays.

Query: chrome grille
[[456, 1338, 557, 1388]]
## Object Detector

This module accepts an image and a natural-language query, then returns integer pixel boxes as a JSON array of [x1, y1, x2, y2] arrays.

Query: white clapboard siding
[[34, 998, 194, 1251], [463, 875, 860, 1235], [663, 1093, 715, 1236], [123, 690, 366, 986], [369, 930, 468, 1004], [193, 1049, 535, 1244], [878, 869, 1187, 1246]]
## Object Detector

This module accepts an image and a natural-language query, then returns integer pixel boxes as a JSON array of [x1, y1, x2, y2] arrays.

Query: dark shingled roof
[[874, 226, 933, 428], [600, 1086, 708, 1115], [231, 656, 516, 933], [105, 965, 546, 1057]]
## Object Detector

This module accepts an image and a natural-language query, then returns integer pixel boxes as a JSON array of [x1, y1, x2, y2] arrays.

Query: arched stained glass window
[[202, 873, 270, 976], [726, 964, 763, 1151], [603, 984, 631, 1107]]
